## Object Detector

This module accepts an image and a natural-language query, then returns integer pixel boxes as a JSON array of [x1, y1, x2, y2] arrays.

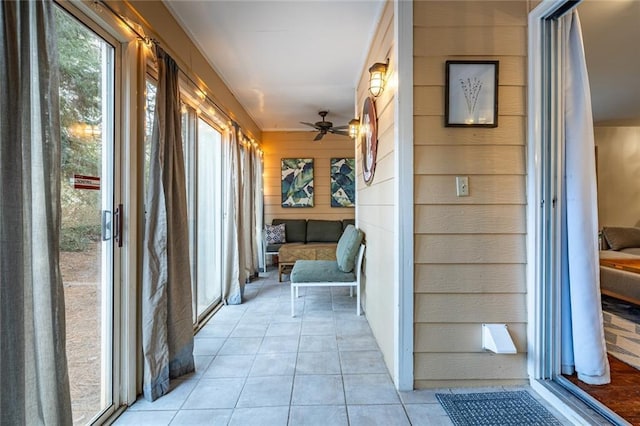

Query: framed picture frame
[[330, 158, 355, 207], [445, 60, 499, 128], [281, 158, 314, 207]]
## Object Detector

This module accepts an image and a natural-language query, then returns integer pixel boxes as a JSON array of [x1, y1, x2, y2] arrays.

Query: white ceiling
[[164, 0, 385, 132], [164, 0, 640, 132]]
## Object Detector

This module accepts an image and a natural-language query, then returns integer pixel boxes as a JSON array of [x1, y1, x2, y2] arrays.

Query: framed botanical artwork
[[445, 60, 499, 128], [281, 158, 314, 207], [330, 158, 355, 207]]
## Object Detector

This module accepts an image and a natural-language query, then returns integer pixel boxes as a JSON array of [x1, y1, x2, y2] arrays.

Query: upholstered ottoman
[[277, 243, 337, 282]]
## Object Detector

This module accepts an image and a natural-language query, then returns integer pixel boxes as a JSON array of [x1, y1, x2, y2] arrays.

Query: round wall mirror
[[360, 96, 378, 185]]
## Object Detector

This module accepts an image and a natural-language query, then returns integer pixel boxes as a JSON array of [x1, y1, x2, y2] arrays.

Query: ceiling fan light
[[368, 61, 388, 97], [348, 118, 360, 139]]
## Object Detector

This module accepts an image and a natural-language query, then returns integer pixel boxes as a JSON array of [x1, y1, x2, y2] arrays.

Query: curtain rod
[[177, 69, 235, 127], [94, 0, 244, 136]]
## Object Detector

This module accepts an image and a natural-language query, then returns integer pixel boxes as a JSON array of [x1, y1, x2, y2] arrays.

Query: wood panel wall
[[412, 0, 531, 388], [355, 0, 396, 374], [262, 131, 355, 225]]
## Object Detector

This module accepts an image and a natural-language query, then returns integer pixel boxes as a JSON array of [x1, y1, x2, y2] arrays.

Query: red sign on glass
[[73, 174, 100, 190]]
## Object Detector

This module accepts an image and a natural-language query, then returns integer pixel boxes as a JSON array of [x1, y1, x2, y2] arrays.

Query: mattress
[[600, 249, 639, 260], [600, 250, 640, 305]]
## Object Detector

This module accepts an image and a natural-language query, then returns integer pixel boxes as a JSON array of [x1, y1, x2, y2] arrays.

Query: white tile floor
[[114, 269, 570, 426]]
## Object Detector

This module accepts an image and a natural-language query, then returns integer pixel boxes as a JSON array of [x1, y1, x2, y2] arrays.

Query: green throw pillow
[[336, 224, 364, 273]]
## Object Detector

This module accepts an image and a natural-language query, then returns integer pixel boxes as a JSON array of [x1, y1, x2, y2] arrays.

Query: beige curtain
[[240, 136, 258, 279], [254, 147, 264, 272], [222, 125, 245, 304], [141, 45, 194, 401], [0, 1, 73, 422]]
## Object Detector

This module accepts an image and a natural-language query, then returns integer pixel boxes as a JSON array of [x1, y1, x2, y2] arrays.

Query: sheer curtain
[[142, 45, 194, 401], [560, 9, 610, 385], [222, 125, 245, 304], [0, 1, 72, 422]]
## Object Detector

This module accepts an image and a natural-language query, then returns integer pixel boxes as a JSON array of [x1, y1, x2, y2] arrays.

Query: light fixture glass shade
[[348, 118, 359, 139], [368, 62, 388, 97]]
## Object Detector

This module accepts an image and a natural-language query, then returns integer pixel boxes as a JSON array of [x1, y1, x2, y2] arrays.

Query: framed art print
[[281, 158, 314, 207], [330, 158, 355, 207], [445, 60, 499, 127]]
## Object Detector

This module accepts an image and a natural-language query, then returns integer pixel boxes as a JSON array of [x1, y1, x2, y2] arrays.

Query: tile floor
[[114, 269, 570, 426]]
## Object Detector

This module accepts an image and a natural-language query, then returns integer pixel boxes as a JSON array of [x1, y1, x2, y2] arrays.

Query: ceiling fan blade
[[300, 121, 320, 130], [332, 125, 349, 130], [313, 132, 324, 141], [328, 128, 350, 136]]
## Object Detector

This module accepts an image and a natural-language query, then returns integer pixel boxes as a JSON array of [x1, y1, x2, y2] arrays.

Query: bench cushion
[[342, 219, 355, 231], [273, 218, 307, 243], [291, 260, 356, 283], [336, 225, 363, 273], [265, 243, 283, 253], [306, 219, 343, 243]]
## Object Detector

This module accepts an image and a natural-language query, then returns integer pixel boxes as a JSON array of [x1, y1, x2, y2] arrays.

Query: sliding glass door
[[55, 5, 117, 424], [195, 118, 223, 319], [180, 105, 224, 326]]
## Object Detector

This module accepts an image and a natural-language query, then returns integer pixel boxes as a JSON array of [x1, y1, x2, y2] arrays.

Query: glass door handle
[[114, 204, 123, 248], [102, 210, 112, 241]]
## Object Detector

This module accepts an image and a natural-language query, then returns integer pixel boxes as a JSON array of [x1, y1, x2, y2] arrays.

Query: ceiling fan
[[300, 111, 349, 141]]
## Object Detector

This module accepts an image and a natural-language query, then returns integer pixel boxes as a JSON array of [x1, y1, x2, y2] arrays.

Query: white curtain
[[560, 10, 610, 385], [0, 1, 73, 422], [142, 45, 195, 401], [222, 125, 245, 304]]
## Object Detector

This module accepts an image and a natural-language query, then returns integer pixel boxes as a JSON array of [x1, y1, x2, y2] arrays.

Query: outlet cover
[[456, 176, 469, 197]]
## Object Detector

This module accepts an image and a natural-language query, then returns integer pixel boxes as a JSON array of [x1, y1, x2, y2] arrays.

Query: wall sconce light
[[348, 118, 360, 139], [368, 60, 388, 97]]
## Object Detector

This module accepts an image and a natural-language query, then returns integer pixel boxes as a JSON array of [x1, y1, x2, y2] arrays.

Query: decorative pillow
[[336, 224, 364, 273], [602, 226, 640, 251], [265, 223, 286, 244]]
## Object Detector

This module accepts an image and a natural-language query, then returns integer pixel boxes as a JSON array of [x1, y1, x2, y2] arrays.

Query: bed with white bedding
[[599, 227, 640, 306]]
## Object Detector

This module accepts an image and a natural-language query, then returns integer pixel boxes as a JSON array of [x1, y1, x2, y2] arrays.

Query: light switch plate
[[456, 176, 469, 197]]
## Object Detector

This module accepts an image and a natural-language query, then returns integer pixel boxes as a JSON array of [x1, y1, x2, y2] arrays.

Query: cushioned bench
[[290, 225, 364, 317], [263, 218, 354, 276]]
